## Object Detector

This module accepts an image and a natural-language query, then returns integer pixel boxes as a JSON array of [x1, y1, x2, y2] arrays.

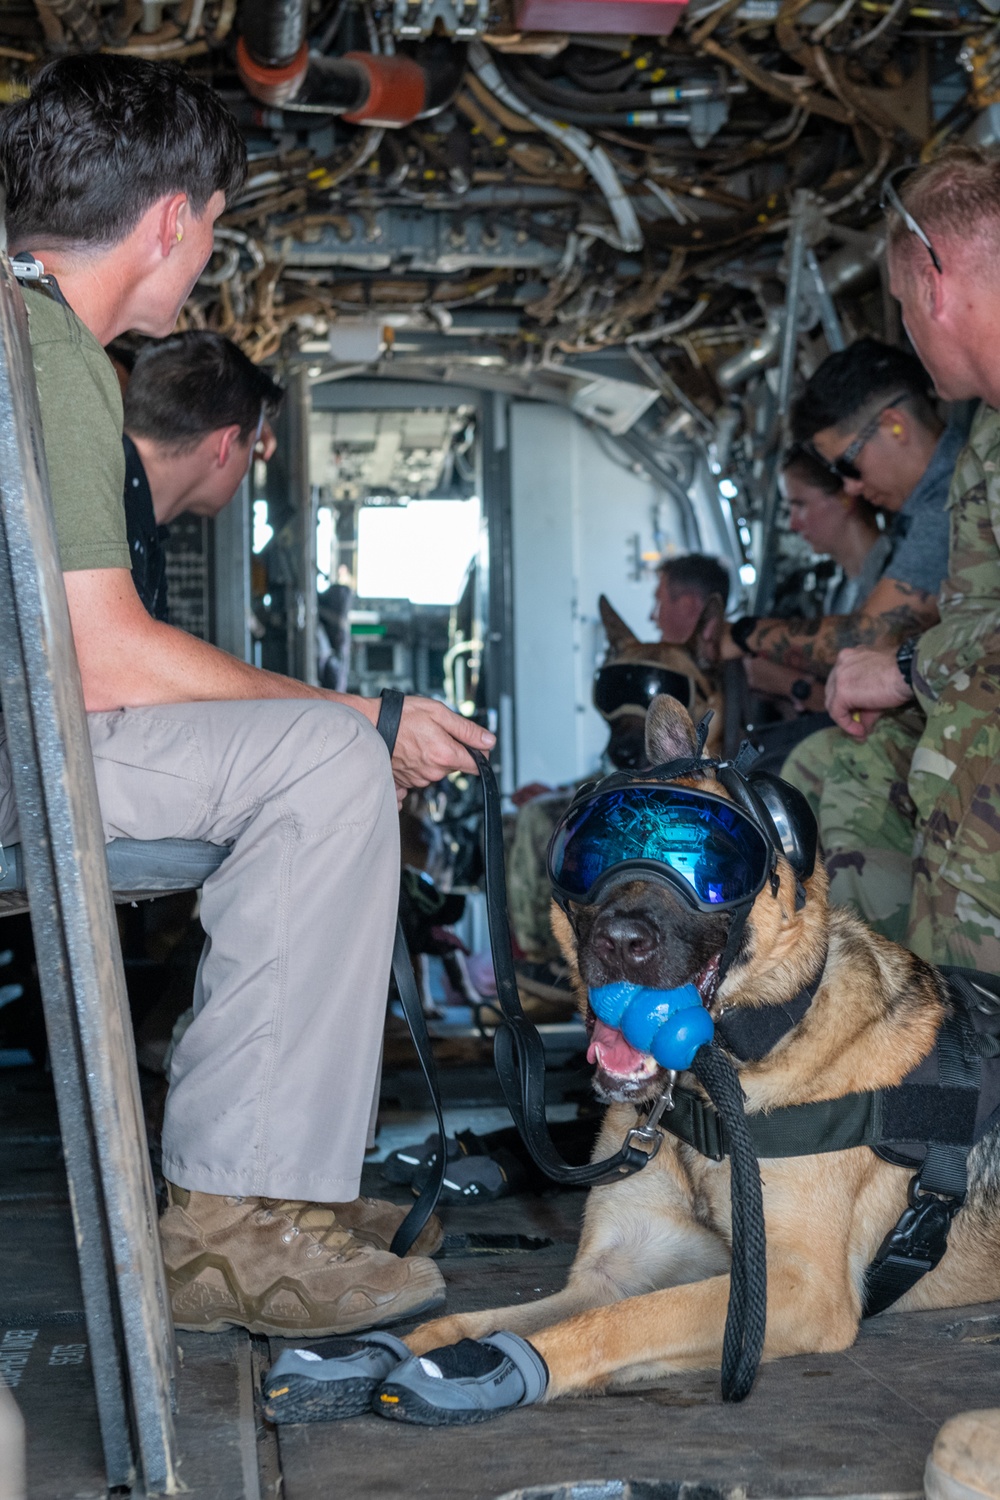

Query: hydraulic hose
[[469, 41, 643, 253], [236, 0, 464, 123]]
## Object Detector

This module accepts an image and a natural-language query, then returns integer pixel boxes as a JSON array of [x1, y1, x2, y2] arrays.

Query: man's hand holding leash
[[353, 693, 494, 800]]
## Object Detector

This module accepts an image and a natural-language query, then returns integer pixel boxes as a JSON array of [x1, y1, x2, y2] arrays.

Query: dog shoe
[[374, 1331, 548, 1425], [382, 1133, 463, 1185], [262, 1331, 411, 1423], [413, 1154, 517, 1204]]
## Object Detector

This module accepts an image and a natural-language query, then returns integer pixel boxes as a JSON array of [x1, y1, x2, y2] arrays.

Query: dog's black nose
[[591, 912, 658, 974]]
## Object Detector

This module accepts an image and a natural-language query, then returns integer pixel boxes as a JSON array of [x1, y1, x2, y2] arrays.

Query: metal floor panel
[[5, 1068, 1000, 1500]]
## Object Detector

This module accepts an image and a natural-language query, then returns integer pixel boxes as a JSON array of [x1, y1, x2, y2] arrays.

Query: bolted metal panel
[[0, 256, 178, 1492]]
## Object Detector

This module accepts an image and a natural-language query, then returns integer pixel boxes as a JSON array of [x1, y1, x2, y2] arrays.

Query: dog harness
[[652, 961, 1000, 1316]]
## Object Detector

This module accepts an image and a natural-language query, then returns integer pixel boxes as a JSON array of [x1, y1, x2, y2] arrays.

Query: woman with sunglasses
[[721, 339, 962, 683]]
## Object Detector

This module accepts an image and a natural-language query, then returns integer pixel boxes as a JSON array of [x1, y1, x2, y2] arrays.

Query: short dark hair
[[123, 332, 283, 450], [781, 443, 842, 496], [0, 55, 246, 250], [659, 553, 730, 606], [790, 338, 935, 443]]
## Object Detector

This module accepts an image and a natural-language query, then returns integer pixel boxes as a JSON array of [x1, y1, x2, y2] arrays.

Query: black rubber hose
[[508, 59, 702, 115], [690, 1041, 767, 1403], [240, 0, 307, 67], [415, 38, 468, 118]]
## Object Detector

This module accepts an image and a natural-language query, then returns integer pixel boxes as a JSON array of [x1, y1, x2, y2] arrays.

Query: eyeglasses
[[807, 390, 911, 482], [880, 166, 942, 275], [547, 783, 773, 913]]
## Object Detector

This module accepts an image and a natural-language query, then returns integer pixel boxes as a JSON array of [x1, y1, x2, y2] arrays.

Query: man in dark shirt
[[120, 330, 281, 620]]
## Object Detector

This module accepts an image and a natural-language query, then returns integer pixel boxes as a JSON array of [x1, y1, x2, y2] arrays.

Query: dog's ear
[[599, 595, 639, 655], [645, 693, 698, 764], [687, 593, 726, 670]]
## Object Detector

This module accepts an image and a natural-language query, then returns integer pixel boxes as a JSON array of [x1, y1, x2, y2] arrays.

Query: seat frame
[[0, 254, 180, 1492]]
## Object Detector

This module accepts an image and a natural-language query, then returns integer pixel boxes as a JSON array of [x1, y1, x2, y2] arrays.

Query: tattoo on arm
[[749, 585, 937, 676]]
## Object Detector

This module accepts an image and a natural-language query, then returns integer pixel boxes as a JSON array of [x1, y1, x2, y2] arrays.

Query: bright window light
[[739, 563, 757, 586], [356, 498, 481, 605], [719, 478, 738, 499], [316, 506, 335, 590], [252, 499, 273, 554]]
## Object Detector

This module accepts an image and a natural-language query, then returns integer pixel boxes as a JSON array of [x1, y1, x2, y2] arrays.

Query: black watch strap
[[731, 616, 759, 657], [376, 687, 405, 755], [895, 637, 917, 690]]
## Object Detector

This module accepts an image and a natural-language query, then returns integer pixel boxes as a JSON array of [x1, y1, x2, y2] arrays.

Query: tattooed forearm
[[748, 587, 937, 677]]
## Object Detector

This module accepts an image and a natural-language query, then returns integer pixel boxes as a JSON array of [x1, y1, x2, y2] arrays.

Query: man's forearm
[[65, 570, 375, 721], [749, 603, 928, 677]]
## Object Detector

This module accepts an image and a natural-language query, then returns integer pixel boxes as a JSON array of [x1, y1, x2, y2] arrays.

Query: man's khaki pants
[[0, 699, 400, 1203]]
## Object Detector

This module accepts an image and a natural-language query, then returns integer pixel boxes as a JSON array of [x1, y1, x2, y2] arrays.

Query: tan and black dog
[[597, 593, 725, 764], [408, 694, 1000, 1400]]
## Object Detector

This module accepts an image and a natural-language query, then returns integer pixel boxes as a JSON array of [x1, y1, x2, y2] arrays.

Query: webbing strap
[[375, 690, 448, 1259], [659, 1085, 878, 1161]]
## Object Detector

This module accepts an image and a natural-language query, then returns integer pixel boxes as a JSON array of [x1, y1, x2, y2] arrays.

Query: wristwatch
[[895, 636, 917, 690], [730, 616, 759, 657]]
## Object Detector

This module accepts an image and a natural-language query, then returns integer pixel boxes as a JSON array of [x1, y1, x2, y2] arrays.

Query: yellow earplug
[[892, 424, 902, 436], [176, 229, 184, 243]]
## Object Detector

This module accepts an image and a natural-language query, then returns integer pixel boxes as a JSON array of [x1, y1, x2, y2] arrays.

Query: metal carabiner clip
[[623, 1070, 677, 1160]]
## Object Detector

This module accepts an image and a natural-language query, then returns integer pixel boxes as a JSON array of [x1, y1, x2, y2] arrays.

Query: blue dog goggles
[[547, 783, 774, 914]]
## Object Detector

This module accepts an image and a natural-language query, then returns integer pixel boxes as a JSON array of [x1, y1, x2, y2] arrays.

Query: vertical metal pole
[[806, 247, 846, 354], [755, 196, 808, 613], [480, 390, 516, 795], [212, 474, 252, 662], [0, 258, 177, 1492], [776, 194, 809, 419], [288, 369, 318, 686]]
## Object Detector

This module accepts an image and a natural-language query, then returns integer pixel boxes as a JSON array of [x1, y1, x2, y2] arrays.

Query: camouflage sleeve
[[938, 403, 1000, 610]]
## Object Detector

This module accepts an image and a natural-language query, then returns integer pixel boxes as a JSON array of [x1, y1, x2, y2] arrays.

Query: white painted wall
[[510, 401, 687, 789]]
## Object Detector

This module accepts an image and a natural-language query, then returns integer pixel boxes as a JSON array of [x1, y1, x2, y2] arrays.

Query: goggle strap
[[694, 709, 714, 756], [717, 897, 753, 985]]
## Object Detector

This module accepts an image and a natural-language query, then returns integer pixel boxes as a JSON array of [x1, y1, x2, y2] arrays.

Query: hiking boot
[[161, 1185, 445, 1337], [326, 1196, 444, 1258], [926, 1409, 1000, 1500]]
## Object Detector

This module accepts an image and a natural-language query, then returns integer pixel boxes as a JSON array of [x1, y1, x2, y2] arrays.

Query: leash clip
[[624, 1071, 677, 1160]]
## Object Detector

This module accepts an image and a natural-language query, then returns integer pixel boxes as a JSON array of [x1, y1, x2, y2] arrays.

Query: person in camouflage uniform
[[782, 708, 922, 943], [821, 146, 1000, 972]]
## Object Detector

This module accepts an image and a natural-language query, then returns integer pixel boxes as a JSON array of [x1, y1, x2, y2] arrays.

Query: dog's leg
[[529, 1247, 860, 1399], [407, 1147, 729, 1354]]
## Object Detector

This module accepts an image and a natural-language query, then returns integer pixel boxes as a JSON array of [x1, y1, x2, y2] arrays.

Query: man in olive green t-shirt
[[0, 55, 494, 1338]]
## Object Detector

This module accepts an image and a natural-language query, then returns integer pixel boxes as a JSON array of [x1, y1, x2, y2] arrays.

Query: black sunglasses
[[807, 390, 911, 482], [880, 165, 943, 275]]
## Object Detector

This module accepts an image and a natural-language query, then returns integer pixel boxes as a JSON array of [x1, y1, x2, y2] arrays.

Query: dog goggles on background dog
[[593, 662, 695, 720], [548, 782, 774, 913]]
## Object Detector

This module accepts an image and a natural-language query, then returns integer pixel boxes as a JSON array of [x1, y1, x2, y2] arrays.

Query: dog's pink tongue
[[587, 1017, 649, 1076]]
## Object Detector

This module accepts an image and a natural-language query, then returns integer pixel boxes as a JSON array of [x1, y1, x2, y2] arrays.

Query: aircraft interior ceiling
[[0, 0, 990, 572]]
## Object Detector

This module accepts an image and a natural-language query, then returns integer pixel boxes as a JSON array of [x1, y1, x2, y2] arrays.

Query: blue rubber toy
[[589, 980, 714, 1071]]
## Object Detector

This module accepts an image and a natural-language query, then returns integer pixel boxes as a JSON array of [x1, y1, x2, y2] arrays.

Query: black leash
[[470, 744, 767, 1401], [691, 1044, 767, 1401], [375, 706, 767, 1399], [470, 745, 667, 1188], [376, 690, 448, 1259]]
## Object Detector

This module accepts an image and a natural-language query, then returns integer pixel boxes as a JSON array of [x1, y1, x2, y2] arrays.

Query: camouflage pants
[[782, 711, 922, 945], [506, 789, 574, 963], [782, 660, 1000, 969]]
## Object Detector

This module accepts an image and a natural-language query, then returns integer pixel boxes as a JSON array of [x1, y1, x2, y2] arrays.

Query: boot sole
[[262, 1372, 376, 1424], [374, 1385, 501, 1426], [171, 1285, 446, 1338]]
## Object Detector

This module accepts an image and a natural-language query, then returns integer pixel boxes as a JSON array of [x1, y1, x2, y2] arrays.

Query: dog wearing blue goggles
[[546, 694, 816, 1099]]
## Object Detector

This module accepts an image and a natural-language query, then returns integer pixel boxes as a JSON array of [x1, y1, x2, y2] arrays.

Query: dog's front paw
[[405, 1312, 487, 1354]]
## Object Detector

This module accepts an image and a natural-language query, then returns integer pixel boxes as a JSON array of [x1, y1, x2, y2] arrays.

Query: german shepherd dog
[[596, 593, 725, 765], [407, 695, 1000, 1401]]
